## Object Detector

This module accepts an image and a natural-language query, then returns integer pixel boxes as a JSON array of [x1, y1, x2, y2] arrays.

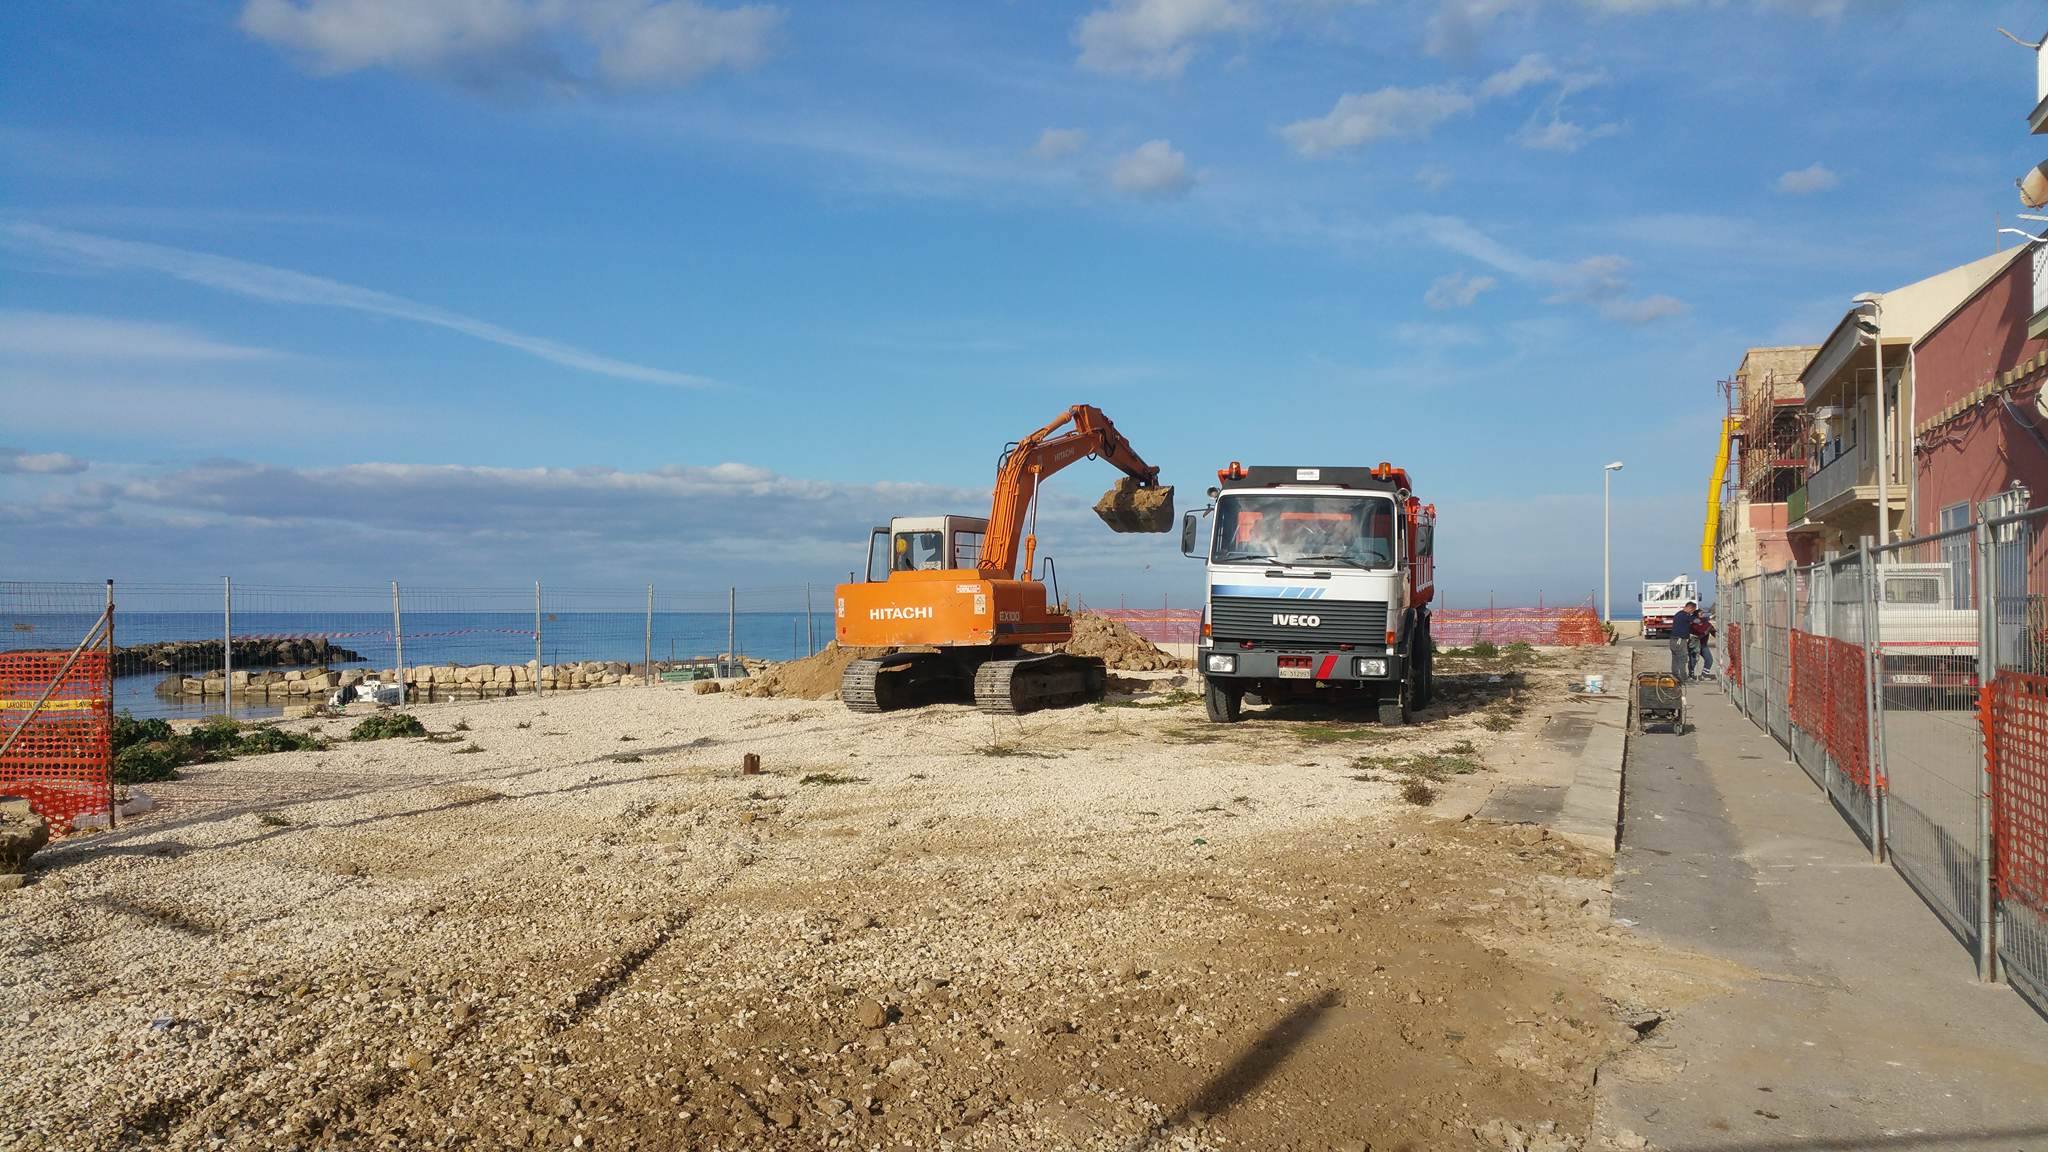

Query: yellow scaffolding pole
[[1700, 414, 1739, 571]]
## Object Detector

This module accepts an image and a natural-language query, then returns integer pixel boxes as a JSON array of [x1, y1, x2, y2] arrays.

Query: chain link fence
[[1717, 500, 2048, 1017], [1, 580, 840, 723]]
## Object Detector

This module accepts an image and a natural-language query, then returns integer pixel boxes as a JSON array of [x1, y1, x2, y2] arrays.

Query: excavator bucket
[[1093, 477, 1176, 533]]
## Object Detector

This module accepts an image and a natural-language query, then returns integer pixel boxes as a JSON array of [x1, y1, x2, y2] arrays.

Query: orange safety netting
[[1091, 609, 1203, 647], [1789, 629, 1827, 740], [1432, 604, 1605, 647], [1991, 671, 2048, 911], [0, 651, 112, 832], [1726, 623, 1742, 687], [1823, 636, 1872, 789]]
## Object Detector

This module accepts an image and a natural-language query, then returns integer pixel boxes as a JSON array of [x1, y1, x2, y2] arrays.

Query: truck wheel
[[1204, 677, 1243, 723], [1415, 629, 1435, 710]]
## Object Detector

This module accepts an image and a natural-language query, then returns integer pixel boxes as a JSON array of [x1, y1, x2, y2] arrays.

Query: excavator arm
[[978, 404, 1172, 578]]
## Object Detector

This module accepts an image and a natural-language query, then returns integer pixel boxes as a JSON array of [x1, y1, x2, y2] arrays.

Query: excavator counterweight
[[834, 404, 1172, 715]]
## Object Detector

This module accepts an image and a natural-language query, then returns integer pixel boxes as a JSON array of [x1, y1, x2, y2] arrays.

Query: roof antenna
[[1998, 27, 2044, 50]]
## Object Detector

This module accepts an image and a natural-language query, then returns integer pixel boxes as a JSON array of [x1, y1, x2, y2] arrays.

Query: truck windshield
[[1211, 493, 1395, 568]]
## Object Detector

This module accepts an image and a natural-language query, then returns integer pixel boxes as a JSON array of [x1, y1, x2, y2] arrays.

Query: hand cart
[[1635, 672, 1686, 734]]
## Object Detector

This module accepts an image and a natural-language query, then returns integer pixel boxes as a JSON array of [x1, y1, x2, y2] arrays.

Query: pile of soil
[[1092, 477, 1176, 533], [1054, 612, 1182, 671], [732, 644, 886, 700]]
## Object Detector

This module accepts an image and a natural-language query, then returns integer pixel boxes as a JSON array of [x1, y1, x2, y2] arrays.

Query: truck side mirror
[[1180, 511, 1200, 557]]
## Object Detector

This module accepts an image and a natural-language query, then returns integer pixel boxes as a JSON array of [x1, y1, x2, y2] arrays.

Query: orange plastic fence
[[1991, 671, 2048, 911], [0, 650, 112, 832], [1823, 637, 1872, 789], [1726, 623, 1742, 688], [1432, 604, 1605, 647], [1789, 629, 1827, 740]]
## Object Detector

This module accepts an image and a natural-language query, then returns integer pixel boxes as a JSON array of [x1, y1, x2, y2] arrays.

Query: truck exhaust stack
[[1093, 478, 1176, 533]]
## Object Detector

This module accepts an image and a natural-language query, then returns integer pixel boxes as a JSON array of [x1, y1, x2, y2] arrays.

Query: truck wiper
[[1289, 554, 1373, 569], [1219, 552, 1282, 564]]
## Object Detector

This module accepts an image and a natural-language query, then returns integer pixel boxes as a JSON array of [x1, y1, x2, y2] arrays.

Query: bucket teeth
[[1093, 478, 1175, 534]]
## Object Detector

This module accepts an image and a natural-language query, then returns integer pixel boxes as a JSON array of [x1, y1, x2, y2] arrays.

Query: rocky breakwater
[[163, 657, 761, 699], [120, 636, 364, 678]]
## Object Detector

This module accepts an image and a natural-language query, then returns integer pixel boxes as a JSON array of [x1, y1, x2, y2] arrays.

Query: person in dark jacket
[[1691, 609, 1716, 679], [1669, 601, 1697, 681]]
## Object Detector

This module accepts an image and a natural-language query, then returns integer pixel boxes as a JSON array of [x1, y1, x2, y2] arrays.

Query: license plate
[[1889, 673, 1935, 685], [1278, 666, 1312, 679]]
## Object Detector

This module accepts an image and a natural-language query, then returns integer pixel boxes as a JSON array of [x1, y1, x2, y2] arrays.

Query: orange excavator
[[835, 404, 1174, 714]]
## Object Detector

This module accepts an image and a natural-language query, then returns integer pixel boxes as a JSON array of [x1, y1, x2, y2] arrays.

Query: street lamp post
[[1853, 294, 1889, 547], [1603, 461, 1625, 622]]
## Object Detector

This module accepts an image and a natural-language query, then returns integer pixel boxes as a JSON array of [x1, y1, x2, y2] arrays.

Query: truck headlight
[[1206, 653, 1236, 674], [1355, 657, 1388, 678]]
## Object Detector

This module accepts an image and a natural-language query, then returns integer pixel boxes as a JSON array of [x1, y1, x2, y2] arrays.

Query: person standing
[[1668, 600, 1698, 682], [1691, 608, 1716, 679]]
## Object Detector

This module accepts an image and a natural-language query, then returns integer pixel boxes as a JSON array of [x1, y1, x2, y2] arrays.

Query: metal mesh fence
[[1763, 569, 1792, 748], [1988, 506, 2048, 1014], [1871, 526, 1985, 950]]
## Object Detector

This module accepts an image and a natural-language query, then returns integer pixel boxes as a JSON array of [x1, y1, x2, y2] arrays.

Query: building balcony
[[1786, 484, 1806, 526], [1800, 438, 1906, 525]]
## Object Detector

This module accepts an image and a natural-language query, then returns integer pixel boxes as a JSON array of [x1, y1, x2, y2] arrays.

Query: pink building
[[1911, 242, 2048, 533]]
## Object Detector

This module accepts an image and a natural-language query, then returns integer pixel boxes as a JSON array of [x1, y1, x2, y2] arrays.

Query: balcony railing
[[2032, 244, 2048, 340], [1805, 436, 1904, 516], [1787, 484, 1806, 526]]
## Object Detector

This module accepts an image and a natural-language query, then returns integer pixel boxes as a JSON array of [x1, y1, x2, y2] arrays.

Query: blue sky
[[2, 0, 2042, 610]]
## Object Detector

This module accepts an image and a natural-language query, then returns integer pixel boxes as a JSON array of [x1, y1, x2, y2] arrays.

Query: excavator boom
[[979, 404, 1174, 578]]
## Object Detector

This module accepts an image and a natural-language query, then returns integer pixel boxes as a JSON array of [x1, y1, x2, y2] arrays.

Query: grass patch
[[799, 771, 868, 786], [111, 712, 328, 784], [1293, 723, 1382, 745], [424, 733, 465, 744], [1099, 689, 1201, 710], [612, 753, 644, 764], [1162, 725, 1228, 745], [1352, 749, 1484, 783], [1399, 779, 1438, 805], [979, 740, 1054, 759], [254, 811, 294, 828], [452, 717, 471, 732], [452, 742, 484, 755], [349, 713, 427, 742]]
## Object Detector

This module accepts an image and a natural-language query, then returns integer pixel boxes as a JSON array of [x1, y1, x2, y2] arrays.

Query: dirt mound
[[1055, 612, 1182, 671], [731, 644, 887, 700]]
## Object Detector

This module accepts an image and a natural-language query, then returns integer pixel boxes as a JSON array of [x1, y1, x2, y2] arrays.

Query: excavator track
[[839, 653, 971, 713], [972, 653, 1108, 715]]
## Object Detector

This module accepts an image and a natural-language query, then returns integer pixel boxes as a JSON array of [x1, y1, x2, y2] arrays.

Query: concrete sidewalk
[[1599, 644, 2048, 1152]]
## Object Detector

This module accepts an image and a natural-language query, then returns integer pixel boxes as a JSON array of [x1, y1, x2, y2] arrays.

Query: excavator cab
[[863, 516, 988, 581]]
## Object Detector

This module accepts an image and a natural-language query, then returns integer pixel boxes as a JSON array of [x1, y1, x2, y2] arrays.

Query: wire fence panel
[[1822, 556, 1878, 852], [1871, 528, 1984, 950], [1789, 564, 1828, 789], [1988, 506, 2048, 1015], [1743, 578, 1767, 720], [0, 582, 114, 832], [1763, 570, 1793, 748]]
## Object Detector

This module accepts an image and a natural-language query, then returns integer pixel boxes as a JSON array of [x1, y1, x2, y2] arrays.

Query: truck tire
[[1204, 676, 1243, 723], [1415, 623, 1435, 710]]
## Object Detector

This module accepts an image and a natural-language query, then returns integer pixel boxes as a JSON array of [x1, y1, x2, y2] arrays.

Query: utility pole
[[1603, 462, 1625, 622]]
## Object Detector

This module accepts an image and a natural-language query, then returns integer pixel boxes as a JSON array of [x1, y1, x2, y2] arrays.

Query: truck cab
[[1640, 576, 1698, 639], [1183, 463, 1435, 726]]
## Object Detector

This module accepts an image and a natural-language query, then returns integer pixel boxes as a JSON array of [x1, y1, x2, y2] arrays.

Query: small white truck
[[1639, 575, 1698, 639], [1870, 562, 1978, 708]]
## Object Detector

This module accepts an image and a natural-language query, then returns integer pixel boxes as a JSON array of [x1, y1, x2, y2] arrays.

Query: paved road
[[1601, 643, 2048, 1152]]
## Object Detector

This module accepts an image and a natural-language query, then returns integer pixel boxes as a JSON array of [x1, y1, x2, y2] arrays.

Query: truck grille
[[1210, 597, 1390, 647]]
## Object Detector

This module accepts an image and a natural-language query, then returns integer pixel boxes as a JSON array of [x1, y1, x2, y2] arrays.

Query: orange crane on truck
[[834, 404, 1174, 714]]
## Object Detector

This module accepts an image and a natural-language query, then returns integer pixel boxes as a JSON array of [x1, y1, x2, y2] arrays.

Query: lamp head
[[1604, 461, 1624, 471]]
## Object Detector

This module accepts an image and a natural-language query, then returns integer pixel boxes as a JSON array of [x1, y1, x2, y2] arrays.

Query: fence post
[[728, 587, 737, 677], [806, 584, 816, 657], [1857, 537, 1885, 864], [223, 575, 234, 722], [645, 583, 654, 687], [391, 581, 405, 704], [105, 578, 117, 829], [534, 581, 543, 698], [1975, 508, 2000, 982]]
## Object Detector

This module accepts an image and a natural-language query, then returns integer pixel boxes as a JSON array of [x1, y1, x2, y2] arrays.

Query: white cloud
[[1424, 272, 1498, 309], [1515, 114, 1620, 152], [1075, 0, 1253, 77], [1415, 164, 1453, 192], [2, 223, 709, 387], [1478, 53, 1557, 98], [1426, 0, 1538, 57], [1032, 128, 1088, 160], [1600, 294, 1687, 324], [1110, 139, 1195, 198], [1409, 216, 1685, 324], [0, 448, 87, 476], [1775, 162, 1840, 194], [1283, 85, 1475, 156], [0, 311, 278, 362], [239, 0, 782, 91]]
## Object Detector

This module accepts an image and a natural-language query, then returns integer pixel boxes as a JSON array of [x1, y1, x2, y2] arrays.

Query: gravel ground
[[1, 651, 1717, 1151]]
